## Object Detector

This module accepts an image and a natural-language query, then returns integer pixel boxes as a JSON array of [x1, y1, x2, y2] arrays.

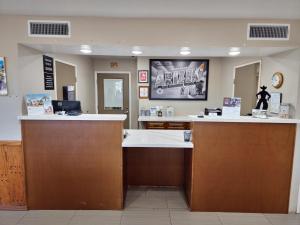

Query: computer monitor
[[52, 100, 81, 114]]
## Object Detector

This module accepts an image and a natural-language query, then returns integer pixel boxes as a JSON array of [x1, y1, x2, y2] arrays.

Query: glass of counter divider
[[184, 130, 192, 142]]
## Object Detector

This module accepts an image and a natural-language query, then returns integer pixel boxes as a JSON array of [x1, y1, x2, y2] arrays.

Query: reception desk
[[18, 115, 300, 213]]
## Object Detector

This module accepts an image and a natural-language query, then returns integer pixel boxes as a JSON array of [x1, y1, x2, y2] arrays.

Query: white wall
[[137, 57, 223, 116]]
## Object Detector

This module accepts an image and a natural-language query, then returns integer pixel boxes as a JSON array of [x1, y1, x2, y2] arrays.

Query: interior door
[[97, 73, 129, 128], [55, 61, 76, 100], [234, 63, 260, 115]]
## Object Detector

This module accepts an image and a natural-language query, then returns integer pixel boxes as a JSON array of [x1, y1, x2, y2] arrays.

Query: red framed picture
[[138, 70, 148, 83]]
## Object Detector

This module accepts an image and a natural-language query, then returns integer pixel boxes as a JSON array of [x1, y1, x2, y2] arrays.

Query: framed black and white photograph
[[150, 59, 209, 100]]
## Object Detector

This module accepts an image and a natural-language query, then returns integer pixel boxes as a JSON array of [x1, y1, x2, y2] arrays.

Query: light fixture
[[228, 47, 240, 56], [131, 50, 143, 55], [228, 51, 240, 56], [230, 47, 240, 52], [80, 45, 92, 54], [180, 47, 191, 56]]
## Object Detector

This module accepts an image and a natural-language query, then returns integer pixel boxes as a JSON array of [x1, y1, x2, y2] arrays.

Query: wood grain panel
[[190, 122, 296, 213], [125, 148, 185, 186], [184, 148, 192, 206], [0, 141, 26, 210], [21, 120, 124, 210]]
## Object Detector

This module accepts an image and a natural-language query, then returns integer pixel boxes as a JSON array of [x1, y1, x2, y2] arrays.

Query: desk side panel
[[22, 120, 123, 210], [191, 122, 295, 213]]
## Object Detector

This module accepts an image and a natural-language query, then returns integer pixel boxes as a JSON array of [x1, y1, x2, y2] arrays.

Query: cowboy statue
[[255, 85, 271, 110]]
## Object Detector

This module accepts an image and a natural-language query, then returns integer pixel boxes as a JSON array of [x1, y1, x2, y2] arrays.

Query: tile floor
[[0, 187, 299, 225]]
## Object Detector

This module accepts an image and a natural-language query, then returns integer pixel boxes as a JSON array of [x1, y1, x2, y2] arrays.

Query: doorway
[[234, 61, 261, 115], [54, 60, 77, 100], [96, 72, 130, 129]]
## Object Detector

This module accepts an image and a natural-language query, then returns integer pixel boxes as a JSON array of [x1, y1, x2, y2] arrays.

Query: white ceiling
[[1, 0, 300, 19], [23, 43, 295, 57]]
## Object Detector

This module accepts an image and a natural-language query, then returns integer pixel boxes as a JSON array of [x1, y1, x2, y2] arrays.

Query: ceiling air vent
[[28, 20, 71, 37], [247, 23, 290, 40]]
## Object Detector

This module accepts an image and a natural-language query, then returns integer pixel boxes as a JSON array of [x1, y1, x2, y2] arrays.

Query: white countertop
[[122, 129, 193, 148], [18, 114, 127, 121], [138, 115, 300, 124]]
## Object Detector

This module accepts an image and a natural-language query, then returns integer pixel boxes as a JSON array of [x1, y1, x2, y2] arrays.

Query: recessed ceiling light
[[132, 50, 143, 55], [230, 47, 240, 52], [180, 47, 191, 56], [228, 51, 240, 56], [80, 45, 92, 54], [80, 49, 92, 54]]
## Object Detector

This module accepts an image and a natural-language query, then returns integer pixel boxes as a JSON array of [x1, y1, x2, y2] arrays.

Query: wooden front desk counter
[[190, 120, 296, 213], [20, 114, 126, 210], [18, 115, 299, 213]]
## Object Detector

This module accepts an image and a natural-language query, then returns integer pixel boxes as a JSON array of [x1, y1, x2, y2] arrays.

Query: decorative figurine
[[255, 85, 271, 110]]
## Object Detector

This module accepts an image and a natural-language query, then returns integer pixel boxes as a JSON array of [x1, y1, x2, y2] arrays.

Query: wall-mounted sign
[[43, 55, 54, 90]]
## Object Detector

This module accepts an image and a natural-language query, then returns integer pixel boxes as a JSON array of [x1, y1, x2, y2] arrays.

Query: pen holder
[[184, 130, 192, 142]]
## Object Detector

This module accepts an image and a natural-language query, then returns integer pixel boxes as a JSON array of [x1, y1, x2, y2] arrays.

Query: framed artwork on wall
[[138, 70, 148, 83], [0, 57, 8, 95], [149, 59, 209, 100], [139, 86, 149, 99]]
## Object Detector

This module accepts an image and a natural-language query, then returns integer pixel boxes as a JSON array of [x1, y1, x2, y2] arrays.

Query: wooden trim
[[0, 205, 27, 210], [0, 141, 22, 145]]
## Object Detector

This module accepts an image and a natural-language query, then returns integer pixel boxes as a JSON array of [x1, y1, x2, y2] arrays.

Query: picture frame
[[139, 86, 149, 99], [149, 59, 209, 100], [138, 70, 148, 83], [0, 56, 8, 96]]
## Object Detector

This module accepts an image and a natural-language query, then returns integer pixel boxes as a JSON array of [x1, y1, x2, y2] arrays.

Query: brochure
[[222, 97, 241, 118], [25, 94, 53, 115]]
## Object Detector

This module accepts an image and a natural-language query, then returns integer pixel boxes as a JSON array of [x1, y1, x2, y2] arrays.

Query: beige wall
[[220, 48, 300, 118], [18, 45, 95, 115], [49, 53, 95, 114], [1, 15, 300, 139], [93, 57, 138, 128], [137, 57, 223, 115]]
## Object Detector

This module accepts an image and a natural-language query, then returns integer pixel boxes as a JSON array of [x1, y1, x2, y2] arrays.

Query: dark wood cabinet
[[145, 121, 190, 130]]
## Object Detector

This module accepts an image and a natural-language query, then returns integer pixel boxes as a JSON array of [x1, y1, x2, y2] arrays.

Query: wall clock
[[272, 72, 284, 89]]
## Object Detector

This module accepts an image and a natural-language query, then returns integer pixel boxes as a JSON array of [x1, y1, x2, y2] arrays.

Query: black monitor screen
[[52, 100, 81, 113]]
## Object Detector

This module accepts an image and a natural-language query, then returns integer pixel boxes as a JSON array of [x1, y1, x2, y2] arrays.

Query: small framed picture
[[139, 86, 149, 99], [0, 56, 8, 96], [138, 70, 148, 83]]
